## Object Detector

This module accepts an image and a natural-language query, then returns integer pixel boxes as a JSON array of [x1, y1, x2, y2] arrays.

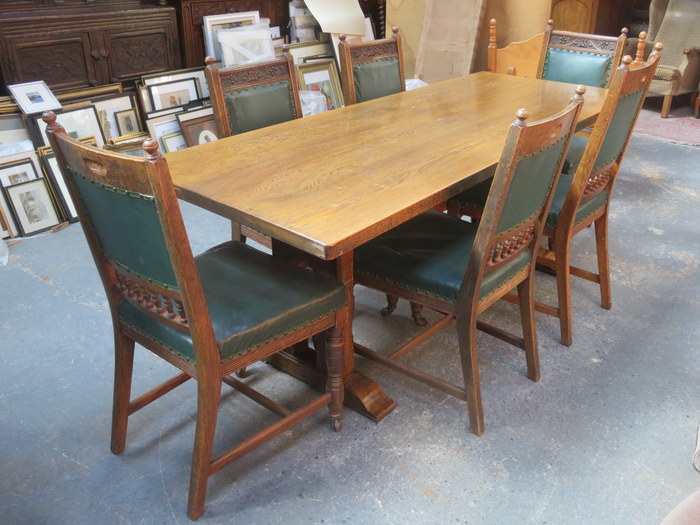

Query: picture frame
[[37, 150, 79, 222], [203, 11, 260, 62], [3, 178, 61, 236], [103, 142, 147, 157], [0, 199, 13, 238], [148, 78, 200, 112], [0, 157, 40, 188], [287, 41, 334, 64], [7, 80, 62, 115], [145, 113, 182, 153], [114, 109, 140, 136], [56, 83, 123, 106], [177, 107, 219, 147], [108, 131, 149, 146], [93, 93, 139, 140], [297, 59, 343, 110], [161, 132, 188, 153], [0, 113, 32, 144], [32, 105, 106, 148], [142, 67, 210, 99], [218, 23, 276, 67]]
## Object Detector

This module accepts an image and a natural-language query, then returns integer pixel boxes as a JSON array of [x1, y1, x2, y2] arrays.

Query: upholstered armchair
[[626, 0, 700, 117]]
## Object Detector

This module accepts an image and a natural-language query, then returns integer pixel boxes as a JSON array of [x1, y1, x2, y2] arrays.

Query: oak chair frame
[[487, 18, 553, 78], [44, 112, 344, 521], [534, 46, 663, 346], [337, 26, 406, 106], [205, 50, 303, 248], [355, 89, 585, 436], [538, 23, 629, 88]]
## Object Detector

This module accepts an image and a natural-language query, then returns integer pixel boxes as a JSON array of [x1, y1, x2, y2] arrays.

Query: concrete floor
[[1, 132, 698, 524]]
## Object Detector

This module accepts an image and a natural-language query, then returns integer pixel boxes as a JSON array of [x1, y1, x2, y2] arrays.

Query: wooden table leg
[[268, 242, 396, 422]]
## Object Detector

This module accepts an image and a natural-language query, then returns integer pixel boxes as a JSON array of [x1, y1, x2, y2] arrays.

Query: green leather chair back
[[496, 136, 570, 237], [592, 85, 646, 170], [224, 80, 299, 134], [542, 47, 614, 88], [67, 168, 178, 290], [352, 56, 403, 103]]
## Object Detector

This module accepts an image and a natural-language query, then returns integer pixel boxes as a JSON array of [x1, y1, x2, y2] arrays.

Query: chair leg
[[186, 376, 222, 521], [410, 301, 427, 326], [325, 326, 344, 432], [456, 314, 484, 436], [554, 238, 574, 347], [517, 278, 540, 382], [661, 95, 672, 118], [381, 293, 398, 316], [594, 214, 612, 310], [111, 331, 135, 455]]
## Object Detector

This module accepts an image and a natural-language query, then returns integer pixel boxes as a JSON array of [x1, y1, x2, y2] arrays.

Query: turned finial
[[339, 34, 347, 43], [489, 19, 496, 48], [547, 19, 554, 31], [391, 26, 399, 38], [574, 84, 586, 101], [204, 56, 216, 68], [143, 138, 161, 161], [622, 55, 633, 68], [633, 31, 647, 67], [515, 108, 529, 126], [620, 27, 629, 38], [42, 110, 66, 135], [651, 41, 664, 58]]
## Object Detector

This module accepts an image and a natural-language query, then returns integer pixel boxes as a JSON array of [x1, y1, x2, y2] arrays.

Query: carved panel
[[14, 37, 93, 88], [220, 61, 289, 87], [489, 227, 535, 267], [116, 273, 189, 328], [584, 166, 613, 197], [191, 1, 265, 25], [350, 42, 398, 61], [550, 34, 617, 53], [110, 33, 168, 79]]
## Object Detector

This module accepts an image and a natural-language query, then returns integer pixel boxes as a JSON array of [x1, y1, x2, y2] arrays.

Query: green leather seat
[[355, 209, 530, 303], [119, 241, 346, 364], [353, 56, 403, 103], [542, 47, 614, 88]]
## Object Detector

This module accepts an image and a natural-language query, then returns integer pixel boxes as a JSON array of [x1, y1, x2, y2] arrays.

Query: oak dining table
[[165, 71, 608, 422]]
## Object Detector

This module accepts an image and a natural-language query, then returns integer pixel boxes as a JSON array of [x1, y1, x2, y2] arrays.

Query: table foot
[[266, 352, 395, 423]]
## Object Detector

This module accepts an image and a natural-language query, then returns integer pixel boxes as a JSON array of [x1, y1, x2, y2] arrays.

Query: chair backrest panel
[[352, 56, 403, 103], [459, 90, 584, 302], [69, 171, 178, 289], [206, 52, 302, 137], [487, 18, 552, 78], [338, 27, 406, 106], [223, 80, 298, 134], [593, 86, 646, 170], [541, 28, 627, 87]]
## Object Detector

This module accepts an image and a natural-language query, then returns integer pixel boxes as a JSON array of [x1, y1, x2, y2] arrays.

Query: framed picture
[[32, 105, 106, 148], [161, 132, 188, 153], [142, 67, 210, 99], [3, 178, 61, 236], [297, 59, 343, 111], [218, 24, 275, 67], [103, 142, 147, 157], [115, 109, 140, 136], [37, 150, 78, 222], [203, 11, 260, 62], [0, 113, 32, 144], [287, 41, 334, 64], [109, 131, 149, 146], [145, 113, 182, 153], [56, 83, 123, 106], [0, 199, 13, 238], [0, 157, 40, 188], [93, 93, 139, 140], [177, 107, 219, 146], [7, 80, 62, 115], [148, 78, 200, 112]]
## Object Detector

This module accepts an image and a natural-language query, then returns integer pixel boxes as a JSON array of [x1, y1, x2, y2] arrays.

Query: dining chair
[[43, 111, 345, 521], [487, 18, 553, 78], [205, 50, 303, 248], [353, 86, 586, 436], [540, 25, 628, 88], [337, 26, 406, 106], [455, 45, 663, 347]]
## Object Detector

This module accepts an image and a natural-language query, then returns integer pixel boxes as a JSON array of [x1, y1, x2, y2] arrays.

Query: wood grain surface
[[168, 72, 607, 260]]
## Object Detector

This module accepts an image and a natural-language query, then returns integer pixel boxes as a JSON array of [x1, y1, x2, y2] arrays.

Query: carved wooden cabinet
[[0, 2, 181, 93], [176, 0, 287, 68]]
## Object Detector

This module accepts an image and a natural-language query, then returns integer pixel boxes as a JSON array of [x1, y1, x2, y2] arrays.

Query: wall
[[386, 0, 427, 78]]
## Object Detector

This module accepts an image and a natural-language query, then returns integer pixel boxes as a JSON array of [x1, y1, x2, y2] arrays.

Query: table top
[[167, 71, 607, 260]]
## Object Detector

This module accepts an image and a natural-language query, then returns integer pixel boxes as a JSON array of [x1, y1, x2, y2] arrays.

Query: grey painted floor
[[1, 133, 698, 524]]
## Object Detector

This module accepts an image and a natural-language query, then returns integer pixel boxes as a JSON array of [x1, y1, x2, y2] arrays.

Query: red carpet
[[633, 94, 700, 145]]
